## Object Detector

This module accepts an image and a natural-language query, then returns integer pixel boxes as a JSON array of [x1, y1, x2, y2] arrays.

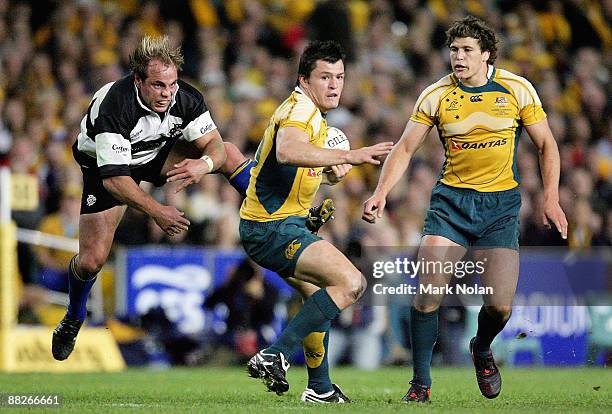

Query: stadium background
[[0, 0, 610, 389]]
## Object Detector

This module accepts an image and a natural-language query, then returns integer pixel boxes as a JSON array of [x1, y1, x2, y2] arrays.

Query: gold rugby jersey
[[410, 66, 546, 192], [240, 87, 327, 221]]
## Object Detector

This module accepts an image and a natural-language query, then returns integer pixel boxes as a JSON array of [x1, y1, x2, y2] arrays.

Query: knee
[[413, 292, 443, 313], [344, 273, 367, 304], [486, 305, 512, 321], [413, 301, 440, 313], [77, 253, 105, 278]]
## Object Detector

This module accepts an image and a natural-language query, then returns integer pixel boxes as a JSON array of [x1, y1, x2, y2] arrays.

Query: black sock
[[473, 306, 510, 358]]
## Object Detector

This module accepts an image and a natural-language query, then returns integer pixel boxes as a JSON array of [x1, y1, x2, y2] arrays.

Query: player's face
[[301, 59, 344, 112], [449, 37, 490, 86], [135, 59, 178, 113]]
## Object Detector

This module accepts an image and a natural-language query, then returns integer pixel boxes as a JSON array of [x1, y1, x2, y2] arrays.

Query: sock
[[410, 306, 439, 387], [268, 288, 340, 358], [228, 159, 254, 197], [473, 306, 510, 358], [303, 319, 332, 394], [66, 255, 97, 321]]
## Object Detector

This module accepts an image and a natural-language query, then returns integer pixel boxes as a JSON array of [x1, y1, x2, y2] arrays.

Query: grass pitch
[[1, 367, 610, 413]]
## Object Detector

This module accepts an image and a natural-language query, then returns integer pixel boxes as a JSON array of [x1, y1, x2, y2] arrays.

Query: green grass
[[0, 367, 610, 413]]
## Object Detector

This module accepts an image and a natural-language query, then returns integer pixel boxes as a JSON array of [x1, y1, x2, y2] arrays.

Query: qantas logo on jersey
[[307, 168, 322, 177], [450, 138, 507, 150]]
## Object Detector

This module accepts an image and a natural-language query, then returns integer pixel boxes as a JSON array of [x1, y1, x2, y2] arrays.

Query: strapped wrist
[[200, 154, 214, 173]]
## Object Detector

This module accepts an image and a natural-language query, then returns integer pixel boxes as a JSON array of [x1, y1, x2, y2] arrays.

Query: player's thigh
[[79, 205, 127, 267], [472, 248, 519, 311], [285, 276, 320, 300], [414, 235, 468, 309], [239, 216, 322, 279], [294, 239, 362, 289]]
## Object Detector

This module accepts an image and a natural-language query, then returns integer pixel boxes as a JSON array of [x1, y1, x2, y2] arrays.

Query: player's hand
[[362, 193, 386, 223], [326, 164, 352, 184], [542, 199, 568, 239], [152, 205, 191, 236], [346, 142, 394, 166], [166, 158, 210, 192]]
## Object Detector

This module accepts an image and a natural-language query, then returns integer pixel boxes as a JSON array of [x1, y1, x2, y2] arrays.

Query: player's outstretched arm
[[103, 175, 190, 236], [167, 129, 227, 192], [362, 120, 431, 223], [276, 126, 393, 168], [525, 119, 568, 239]]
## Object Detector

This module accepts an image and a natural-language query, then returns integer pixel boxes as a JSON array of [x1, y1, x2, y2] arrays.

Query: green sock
[[268, 289, 340, 358], [410, 306, 439, 387], [303, 319, 332, 394]]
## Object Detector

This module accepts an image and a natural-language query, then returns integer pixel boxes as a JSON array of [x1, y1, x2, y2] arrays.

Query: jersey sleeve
[[410, 86, 438, 127], [176, 81, 218, 142], [515, 78, 547, 125], [278, 98, 319, 139]]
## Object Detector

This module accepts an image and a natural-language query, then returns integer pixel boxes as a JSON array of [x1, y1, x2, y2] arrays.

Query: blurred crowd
[[1, 0, 610, 366]]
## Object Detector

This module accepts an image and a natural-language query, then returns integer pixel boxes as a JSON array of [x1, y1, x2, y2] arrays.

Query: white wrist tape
[[201, 155, 214, 173]]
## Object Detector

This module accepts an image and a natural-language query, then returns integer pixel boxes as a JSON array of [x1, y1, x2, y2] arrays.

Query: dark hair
[[445, 16, 498, 65], [297, 40, 345, 84]]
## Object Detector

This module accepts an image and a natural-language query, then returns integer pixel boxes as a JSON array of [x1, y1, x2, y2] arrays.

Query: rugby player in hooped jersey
[[52, 36, 226, 361], [363, 16, 567, 402]]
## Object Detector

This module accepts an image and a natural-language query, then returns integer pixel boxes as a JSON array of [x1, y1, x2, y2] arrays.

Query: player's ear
[[482, 50, 490, 63], [298, 74, 308, 87]]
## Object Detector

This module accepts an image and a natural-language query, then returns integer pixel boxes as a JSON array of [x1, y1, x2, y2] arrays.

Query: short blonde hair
[[129, 35, 184, 79]]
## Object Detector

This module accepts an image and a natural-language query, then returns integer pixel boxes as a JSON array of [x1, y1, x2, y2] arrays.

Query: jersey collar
[[454, 65, 496, 93], [293, 86, 327, 118]]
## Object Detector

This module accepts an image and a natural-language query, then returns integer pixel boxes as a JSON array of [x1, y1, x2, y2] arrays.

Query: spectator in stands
[[34, 185, 81, 292], [204, 259, 279, 360]]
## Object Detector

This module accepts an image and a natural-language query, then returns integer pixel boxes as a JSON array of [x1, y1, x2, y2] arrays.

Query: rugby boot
[[300, 383, 351, 403], [306, 198, 335, 233], [52, 314, 83, 361], [401, 380, 431, 403], [469, 336, 502, 399], [247, 350, 290, 395]]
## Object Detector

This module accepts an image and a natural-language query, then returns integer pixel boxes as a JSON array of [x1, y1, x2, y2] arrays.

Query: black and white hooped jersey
[[73, 75, 217, 178]]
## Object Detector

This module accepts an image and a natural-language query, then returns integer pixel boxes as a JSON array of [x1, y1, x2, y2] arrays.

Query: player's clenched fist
[[362, 193, 386, 223], [152, 205, 191, 236]]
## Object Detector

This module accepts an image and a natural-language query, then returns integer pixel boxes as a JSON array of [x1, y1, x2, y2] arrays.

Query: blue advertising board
[[119, 246, 291, 336]]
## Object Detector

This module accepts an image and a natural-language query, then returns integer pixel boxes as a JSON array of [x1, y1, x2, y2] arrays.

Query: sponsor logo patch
[[200, 124, 213, 135], [284, 239, 302, 260], [451, 139, 508, 150], [112, 144, 129, 153]]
